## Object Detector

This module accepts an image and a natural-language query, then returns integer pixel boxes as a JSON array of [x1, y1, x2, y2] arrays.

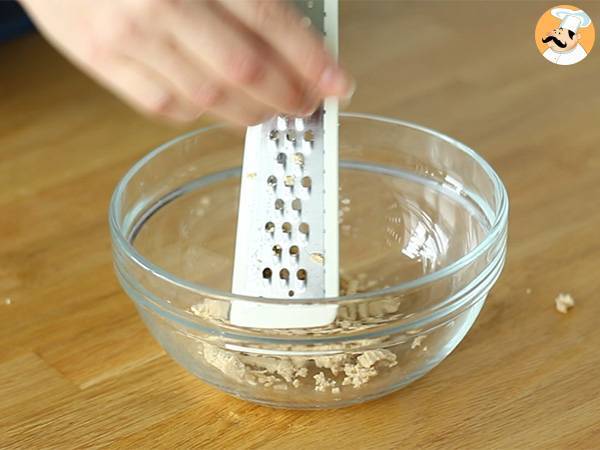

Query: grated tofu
[[342, 364, 377, 388], [411, 335, 427, 349], [555, 293, 575, 314], [314, 372, 337, 392], [293, 153, 305, 167], [193, 277, 402, 394], [310, 252, 325, 265]]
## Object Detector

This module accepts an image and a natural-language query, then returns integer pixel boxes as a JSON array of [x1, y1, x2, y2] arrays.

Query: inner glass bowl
[[132, 160, 490, 293]]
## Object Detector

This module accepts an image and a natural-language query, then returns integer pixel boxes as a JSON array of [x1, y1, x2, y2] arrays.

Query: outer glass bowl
[[110, 113, 508, 409]]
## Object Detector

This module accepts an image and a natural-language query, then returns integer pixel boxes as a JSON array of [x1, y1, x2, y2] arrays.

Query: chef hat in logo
[[551, 8, 592, 33]]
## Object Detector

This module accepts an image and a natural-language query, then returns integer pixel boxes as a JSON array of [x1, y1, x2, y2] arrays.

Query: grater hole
[[269, 129, 279, 140], [282, 222, 292, 233], [297, 269, 307, 281], [279, 268, 290, 280], [272, 244, 282, 257], [303, 130, 314, 143], [289, 245, 299, 256], [277, 153, 286, 165], [262, 268, 272, 279], [265, 221, 275, 233], [301, 176, 312, 189], [286, 130, 297, 142], [291, 198, 302, 211], [267, 175, 277, 187], [293, 152, 305, 167], [284, 175, 295, 187], [299, 222, 310, 235], [275, 198, 284, 211], [288, 290, 295, 297]]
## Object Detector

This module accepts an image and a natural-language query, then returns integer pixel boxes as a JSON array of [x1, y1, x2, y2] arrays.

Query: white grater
[[231, 0, 339, 328]]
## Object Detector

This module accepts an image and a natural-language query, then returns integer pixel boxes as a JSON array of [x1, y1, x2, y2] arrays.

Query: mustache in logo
[[542, 35, 567, 48]]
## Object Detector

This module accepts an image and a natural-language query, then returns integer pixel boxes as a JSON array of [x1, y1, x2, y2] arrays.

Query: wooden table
[[2, 1, 599, 448]]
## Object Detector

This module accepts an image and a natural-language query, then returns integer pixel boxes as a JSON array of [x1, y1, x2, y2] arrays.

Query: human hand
[[20, 0, 353, 125]]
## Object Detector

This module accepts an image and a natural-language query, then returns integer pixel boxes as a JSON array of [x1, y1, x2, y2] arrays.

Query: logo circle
[[535, 4, 595, 65]]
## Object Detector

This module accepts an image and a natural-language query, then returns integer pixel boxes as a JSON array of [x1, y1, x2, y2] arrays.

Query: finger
[[218, 0, 353, 97], [126, 36, 224, 113], [208, 92, 276, 126], [166, 1, 317, 115], [91, 57, 202, 123], [127, 37, 277, 126]]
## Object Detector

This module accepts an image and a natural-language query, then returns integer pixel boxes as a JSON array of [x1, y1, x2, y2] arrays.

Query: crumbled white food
[[314, 372, 337, 392], [295, 367, 308, 378], [555, 293, 575, 314], [4, 298, 11, 305], [411, 335, 427, 349], [246, 172, 257, 179], [193, 280, 401, 393], [357, 349, 397, 368], [241, 355, 305, 383], [200, 342, 398, 393], [336, 280, 403, 326], [257, 374, 278, 388], [342, 349, 397, 388], [203, 344, 249, 383], [342, 364, 377, 388], [314, 353, 348, 376], [191, 300, 230, 321], [525, 288, 532, 295], [310, 252, 325, 265], [293, 153, 305, 167]]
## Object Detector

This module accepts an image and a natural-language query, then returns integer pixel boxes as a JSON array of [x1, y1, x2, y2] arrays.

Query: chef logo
[[535, 5, 595, 65]]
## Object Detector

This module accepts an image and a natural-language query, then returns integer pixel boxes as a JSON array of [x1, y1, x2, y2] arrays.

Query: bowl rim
[[109, 112, 509, 306]]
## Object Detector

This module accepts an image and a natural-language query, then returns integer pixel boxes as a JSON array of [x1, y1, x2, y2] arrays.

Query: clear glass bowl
[[109, 113, 508, 409]]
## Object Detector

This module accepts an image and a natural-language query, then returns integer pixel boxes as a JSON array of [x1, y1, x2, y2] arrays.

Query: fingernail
[[318, 64, 353, 96], [299, 99, 320, 117], [340, 80, 356, 108]]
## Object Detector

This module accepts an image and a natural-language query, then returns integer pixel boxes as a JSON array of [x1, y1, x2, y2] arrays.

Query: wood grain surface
[[2, 1, 600, 448]]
